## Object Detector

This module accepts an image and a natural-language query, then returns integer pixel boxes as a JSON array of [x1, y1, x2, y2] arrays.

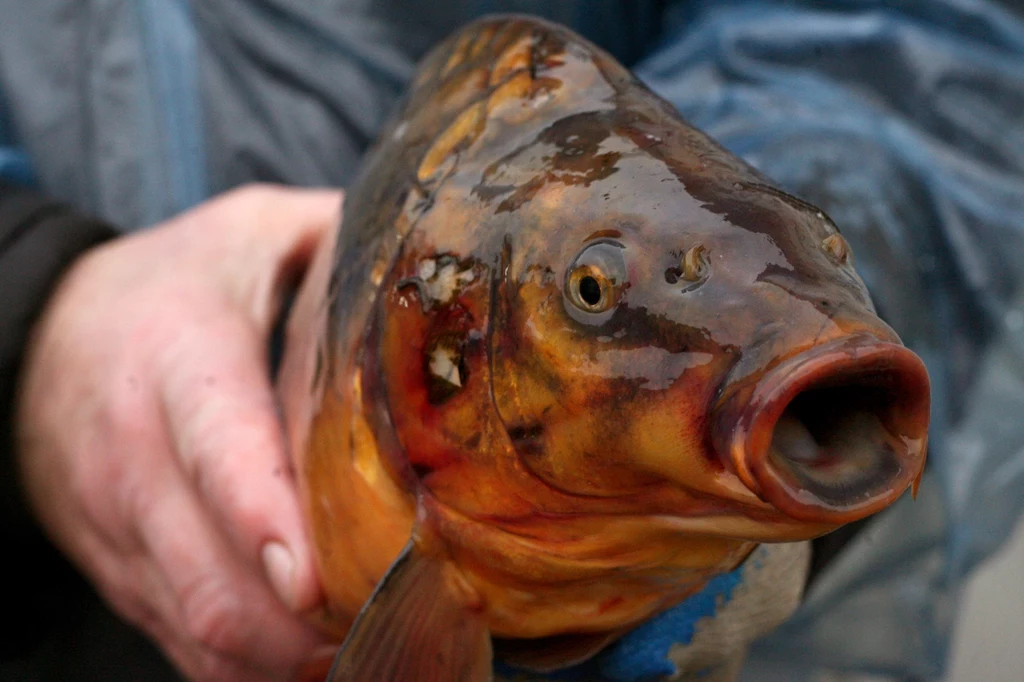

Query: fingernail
[[262, 541, 297, 610]]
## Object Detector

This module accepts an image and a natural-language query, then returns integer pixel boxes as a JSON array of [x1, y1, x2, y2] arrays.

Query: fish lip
[[713, 334, 931, 524]]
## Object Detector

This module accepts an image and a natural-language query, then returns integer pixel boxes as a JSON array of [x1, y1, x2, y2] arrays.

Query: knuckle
[[78, 394, 156, 534], [190, 421, 285, 530], [201, 460, 277, 552], [95, 557, 162, 635], [105, 385, 154, 440], [223, 482, 272, 537], [110, 587, 162, 636], [72, 450, 124, 533], [180, 576, 249, 655]]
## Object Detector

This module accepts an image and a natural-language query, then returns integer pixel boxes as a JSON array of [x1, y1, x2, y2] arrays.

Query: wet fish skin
[[276, 14, 931, 679]]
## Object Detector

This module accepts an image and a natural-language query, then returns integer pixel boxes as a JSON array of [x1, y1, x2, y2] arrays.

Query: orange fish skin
[[276, 15, 930, 651]]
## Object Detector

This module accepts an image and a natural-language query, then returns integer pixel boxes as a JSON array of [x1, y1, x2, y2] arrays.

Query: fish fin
[[325, 539, 493, 682]]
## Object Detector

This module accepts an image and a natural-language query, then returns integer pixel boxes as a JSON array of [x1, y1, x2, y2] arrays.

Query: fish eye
[[565, 240, 627, 316]]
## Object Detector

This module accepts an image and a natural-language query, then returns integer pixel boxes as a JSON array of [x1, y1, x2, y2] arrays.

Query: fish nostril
[[681, 244, 709, 282], [665, 244, 710, 290], [822, 234, 849, 265]]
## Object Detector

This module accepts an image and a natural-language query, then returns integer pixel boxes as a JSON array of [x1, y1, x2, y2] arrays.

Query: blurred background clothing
[[2, 1, 1024, 680]]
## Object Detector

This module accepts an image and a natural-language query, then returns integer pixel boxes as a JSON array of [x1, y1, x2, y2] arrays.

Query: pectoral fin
[[326, 539, 493, 682]]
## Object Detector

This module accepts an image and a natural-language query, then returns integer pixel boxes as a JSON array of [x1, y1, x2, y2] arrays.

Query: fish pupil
[[579, 276, 602, 306]]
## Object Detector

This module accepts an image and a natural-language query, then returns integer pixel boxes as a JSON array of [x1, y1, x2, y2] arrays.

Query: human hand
[[15, 185, 342, 681]]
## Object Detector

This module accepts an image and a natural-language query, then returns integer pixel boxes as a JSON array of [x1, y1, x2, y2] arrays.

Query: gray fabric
[[0, 0, 205, 229], [195, 0, 413, 194], [0, 0, 669, 229], [195, 0, 670, 198], [631, 2, 1024, 678]]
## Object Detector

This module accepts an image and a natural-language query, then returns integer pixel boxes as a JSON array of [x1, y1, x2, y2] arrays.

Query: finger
[[91, 466, 313, 682], [135, 455, 326, 672], [130, 557, 289, 682], [54, 504, 275, 682], [159, 312, 322, 614], [196, 186, 343, 331]]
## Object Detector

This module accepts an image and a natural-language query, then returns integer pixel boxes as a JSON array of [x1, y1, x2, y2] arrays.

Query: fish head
[[484, 101, 930, 536]]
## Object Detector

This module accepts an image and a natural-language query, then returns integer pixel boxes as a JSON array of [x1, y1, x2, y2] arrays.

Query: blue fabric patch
[[497, 561, 747, 681], [137, 0, 208, 215], [0, 83, 34, 186], [0, 148, 34, 186]]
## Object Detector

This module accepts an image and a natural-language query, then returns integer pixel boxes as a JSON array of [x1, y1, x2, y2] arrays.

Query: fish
[[275, 14, 931, 682]]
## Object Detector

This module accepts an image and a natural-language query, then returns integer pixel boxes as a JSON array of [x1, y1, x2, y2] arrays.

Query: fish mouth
[[713, 335, 930, 524]]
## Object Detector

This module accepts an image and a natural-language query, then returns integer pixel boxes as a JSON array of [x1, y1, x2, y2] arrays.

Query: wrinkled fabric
[[633, 1, 1024, 678], [0, 0, 207, 228], [1, 0, 1023, 680], [0, 0, 667, 229]]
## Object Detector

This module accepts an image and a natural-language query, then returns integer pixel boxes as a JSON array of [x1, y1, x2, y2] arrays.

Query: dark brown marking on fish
[[531, 27, 569, 73], [411, 463, 434, 480], [739, 181, 841, 229], [586, 228, 623, 241], [572, 303, 732, 358], [756, 262, 874, 318], [476, 112, 622, 213], [508, 423, 545, 458]]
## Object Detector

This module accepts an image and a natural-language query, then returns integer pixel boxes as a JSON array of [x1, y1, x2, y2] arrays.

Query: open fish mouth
[[714, 336, 931, 524]]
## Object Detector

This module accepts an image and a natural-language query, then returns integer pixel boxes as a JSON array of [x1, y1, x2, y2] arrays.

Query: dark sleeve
[[0, 180, 117, 536], [0, 181, 118, 662], [0, 184, 184, 679]]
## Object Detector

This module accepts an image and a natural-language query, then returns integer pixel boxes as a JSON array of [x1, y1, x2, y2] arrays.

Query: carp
[[276, 15, 931, 682]]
